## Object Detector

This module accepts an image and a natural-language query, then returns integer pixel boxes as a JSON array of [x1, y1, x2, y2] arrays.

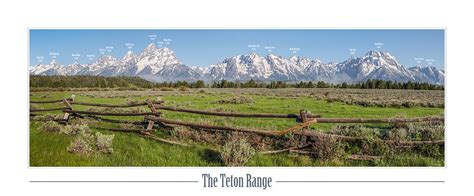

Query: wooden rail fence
[[30, 96, 445, 156]]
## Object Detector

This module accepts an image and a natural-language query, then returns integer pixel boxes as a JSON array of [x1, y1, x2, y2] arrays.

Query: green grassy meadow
[[29, 89, 444, 167]]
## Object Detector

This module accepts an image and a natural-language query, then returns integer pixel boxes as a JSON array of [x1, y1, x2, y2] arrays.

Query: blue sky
[[29, 29, 445, 69]]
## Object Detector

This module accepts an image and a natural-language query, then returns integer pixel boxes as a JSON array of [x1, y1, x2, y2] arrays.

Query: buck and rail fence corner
[[30, 95, 445, 159]]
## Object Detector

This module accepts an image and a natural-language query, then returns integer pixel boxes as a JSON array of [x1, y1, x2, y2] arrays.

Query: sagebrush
[[220, 135, 256, 166]]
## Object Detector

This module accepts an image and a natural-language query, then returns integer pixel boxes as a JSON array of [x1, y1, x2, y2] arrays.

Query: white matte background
[[0, 0, 473, 195]]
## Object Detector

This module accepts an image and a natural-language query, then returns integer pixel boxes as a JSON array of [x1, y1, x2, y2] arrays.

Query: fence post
[[145, 98, 160, 131], [300, 109, 310, 131], [62, 98, 72, 122]]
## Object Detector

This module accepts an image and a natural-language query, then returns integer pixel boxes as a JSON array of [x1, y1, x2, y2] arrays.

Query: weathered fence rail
[[30, 98, 73, 104], [153, 105, 322, 119], [312, 116, 444, 123], [71, 100, 163, 107], [30, 107, 70, 112], [62, 109, 160, 117]]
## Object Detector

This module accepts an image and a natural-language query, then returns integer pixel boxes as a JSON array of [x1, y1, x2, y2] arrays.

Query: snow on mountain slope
[[408, 66, 445, 85], [29, 46, 445, 84], [206, 53, 319, 81], [304, 61, 337, 82], [207, 53, 273, 80], [31, 59, 61, 75], [135, 44, 180, 75], [335, 51, 415, 82]]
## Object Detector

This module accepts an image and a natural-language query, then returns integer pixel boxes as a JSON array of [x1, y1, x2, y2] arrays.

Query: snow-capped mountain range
[[30, 43, 445, 85]]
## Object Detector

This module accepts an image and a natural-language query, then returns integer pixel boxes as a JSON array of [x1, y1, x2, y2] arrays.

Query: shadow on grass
[[201, 149, 223, 165]]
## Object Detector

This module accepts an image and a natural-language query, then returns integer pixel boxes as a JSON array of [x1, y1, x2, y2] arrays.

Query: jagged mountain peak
[[266, 53, 278, 58], [365, 50, 383, 57], [288, 55, 314, 63], [97, 54, 117, 61], [142, 43, 171, 54], [69, 61, 81, 66], [124, 50, 134, 56], [141, 43, 175, 57], [49, 59, 59, 65], [362, 51, 399, 65], [242, 52, 259, 59], [289, 55, 300, 60], [144, 43, 158, 51], [248, 52, 259, 57], [122, 50, 137, 61], [364, 50, 394, 58]]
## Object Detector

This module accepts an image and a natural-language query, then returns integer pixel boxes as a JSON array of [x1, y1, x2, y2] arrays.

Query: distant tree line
[[30, 75, 157, 88], [29, 75, 207, 89], [207, 79, 444, 90], [30, 75, 444, 90], [337, 79, 444, 90]]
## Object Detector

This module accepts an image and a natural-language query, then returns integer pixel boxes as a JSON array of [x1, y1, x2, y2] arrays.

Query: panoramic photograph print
[[29, 29, 445, 167]]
